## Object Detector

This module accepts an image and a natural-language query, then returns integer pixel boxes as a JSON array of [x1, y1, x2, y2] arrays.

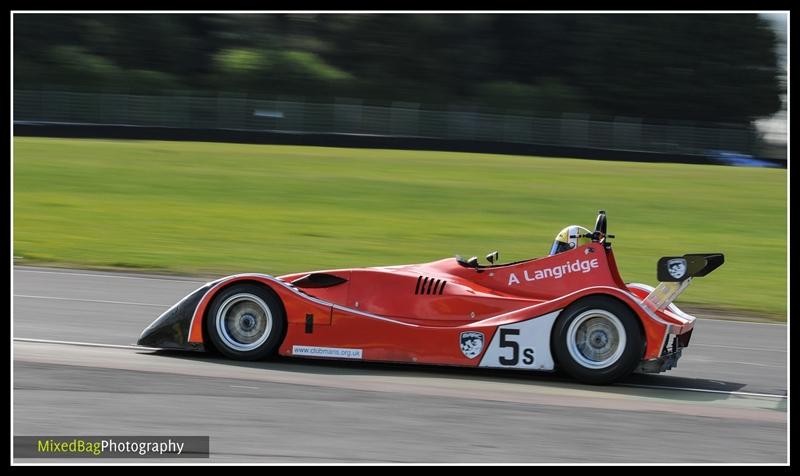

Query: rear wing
[[643, 253, 725, 311]]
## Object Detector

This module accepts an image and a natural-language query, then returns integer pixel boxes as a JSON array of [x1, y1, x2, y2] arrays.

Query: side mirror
[[486, 251, 499, 264], [467, 256, 479, 268]]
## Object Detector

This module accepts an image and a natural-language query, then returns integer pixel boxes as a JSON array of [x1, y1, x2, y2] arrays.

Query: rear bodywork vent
[[415, 276, 447, 295]]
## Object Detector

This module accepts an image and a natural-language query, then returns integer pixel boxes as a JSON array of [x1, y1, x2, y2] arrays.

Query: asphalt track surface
[[13, 266, 788, 463]]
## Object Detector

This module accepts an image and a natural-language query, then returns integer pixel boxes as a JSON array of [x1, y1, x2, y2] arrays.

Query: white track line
[[13, 337, 157, 351], [681, 356, 784, 368], [13, 294, 170, 308], [684, 355, 785, 369], [724, 361, 784, 368], [619, 383, 786, 399], [13, 338, 787, 399], [692, 343, 787, 353], [698, 317, 786, 326], [13, 268, 206, 283]]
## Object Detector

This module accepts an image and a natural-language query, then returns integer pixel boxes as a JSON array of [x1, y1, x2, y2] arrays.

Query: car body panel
[[138, 241, 702, 375]]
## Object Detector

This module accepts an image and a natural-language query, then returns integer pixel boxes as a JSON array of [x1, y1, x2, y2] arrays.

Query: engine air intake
[[415, 276, 446, 295]]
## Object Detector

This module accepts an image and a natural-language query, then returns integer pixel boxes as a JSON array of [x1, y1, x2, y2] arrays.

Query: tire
[[551, 295, 645, 384], [205, 283, 286, 360]]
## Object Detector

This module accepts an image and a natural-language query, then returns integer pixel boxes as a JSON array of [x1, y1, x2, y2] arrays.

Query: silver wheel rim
[[215, 293, 273, 352], [566, 309, 626, 369]]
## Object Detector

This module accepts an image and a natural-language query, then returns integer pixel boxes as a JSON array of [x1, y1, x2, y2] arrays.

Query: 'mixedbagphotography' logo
[[14, 436, 209, 459]]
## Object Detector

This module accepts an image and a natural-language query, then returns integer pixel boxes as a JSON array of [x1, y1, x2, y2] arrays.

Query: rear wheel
[[552, 296, 644, 384], [206, 283, 286, 360]]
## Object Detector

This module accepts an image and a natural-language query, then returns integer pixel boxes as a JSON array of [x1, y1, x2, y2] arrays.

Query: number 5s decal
[[498, 328, 520, 365], [479, 310, 560, 370], [498, 329, 536, 365]]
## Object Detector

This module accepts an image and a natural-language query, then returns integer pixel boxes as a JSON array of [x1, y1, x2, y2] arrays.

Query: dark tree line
[[14, 13, 782, 124]]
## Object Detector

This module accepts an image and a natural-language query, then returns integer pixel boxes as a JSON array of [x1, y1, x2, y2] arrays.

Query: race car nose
[[137, 284, 213, 351], [137, 305, 188, 349]]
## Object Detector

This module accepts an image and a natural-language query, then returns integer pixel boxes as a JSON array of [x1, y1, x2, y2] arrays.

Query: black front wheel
[[205, 284, 286, 360], [552, 296, 644, 384]]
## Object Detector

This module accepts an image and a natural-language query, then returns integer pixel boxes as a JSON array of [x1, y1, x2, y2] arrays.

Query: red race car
[[138, 211, 723, 384]]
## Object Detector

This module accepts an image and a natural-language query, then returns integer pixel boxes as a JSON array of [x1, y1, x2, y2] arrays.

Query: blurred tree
[[564, 14, 781, 123], [44, 45, 124, 89], [13, 13, 782, 124], [212, 47, 272, 91]]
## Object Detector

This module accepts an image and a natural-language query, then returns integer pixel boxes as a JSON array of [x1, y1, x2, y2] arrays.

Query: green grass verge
[[13, 138, 787, 318]]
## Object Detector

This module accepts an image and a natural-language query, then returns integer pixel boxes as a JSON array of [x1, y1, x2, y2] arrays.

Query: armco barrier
[[13, 121, 786, 168]]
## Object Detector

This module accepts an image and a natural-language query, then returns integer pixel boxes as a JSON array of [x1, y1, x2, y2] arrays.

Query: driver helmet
[[549, 225, 592, 255]]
